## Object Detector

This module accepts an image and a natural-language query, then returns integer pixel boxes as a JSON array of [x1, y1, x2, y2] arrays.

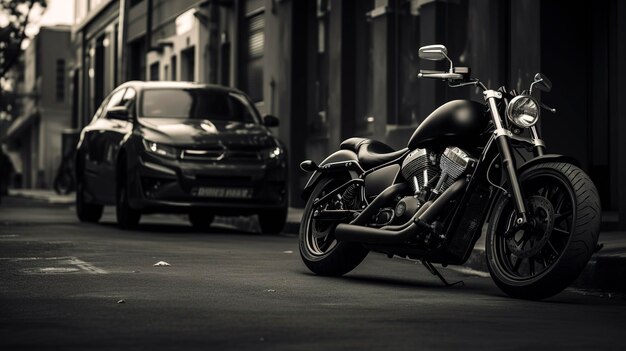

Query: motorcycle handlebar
[[418, 70, 464, 80]]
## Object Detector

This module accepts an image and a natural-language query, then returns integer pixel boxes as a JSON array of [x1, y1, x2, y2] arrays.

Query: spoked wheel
[[486, 162, 600, 300], [304, 202, 339, 256], [299, 177, 368, 276]]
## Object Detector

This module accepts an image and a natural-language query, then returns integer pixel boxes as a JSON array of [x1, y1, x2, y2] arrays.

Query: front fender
[[301, 150, 359, 201], [517, 154, 580, 174], [483, 153, 580, 229]]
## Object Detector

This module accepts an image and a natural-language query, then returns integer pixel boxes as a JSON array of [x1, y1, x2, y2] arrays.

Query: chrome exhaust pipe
[[334, 178, 467, 245]]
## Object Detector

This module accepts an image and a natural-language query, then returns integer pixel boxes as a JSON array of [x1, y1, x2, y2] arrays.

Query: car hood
[[138, 118, 277, 149]]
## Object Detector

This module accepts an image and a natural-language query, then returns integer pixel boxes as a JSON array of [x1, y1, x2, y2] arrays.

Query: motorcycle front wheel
[[299, 176, 369, 276], [486, 162, 600, 300]]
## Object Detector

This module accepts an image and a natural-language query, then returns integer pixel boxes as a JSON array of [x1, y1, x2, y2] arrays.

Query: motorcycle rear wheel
[[486, 162, 600, 300], [299, 177, 369, 276]]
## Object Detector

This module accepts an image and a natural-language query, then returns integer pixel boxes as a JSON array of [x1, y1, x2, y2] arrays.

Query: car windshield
[[140, 88, 261, 123]]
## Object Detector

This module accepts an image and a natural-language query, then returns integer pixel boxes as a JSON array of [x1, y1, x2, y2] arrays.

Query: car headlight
[[261, 146, 284, 161], [506, 95, 540, 128], [142, 139, 179, 159]]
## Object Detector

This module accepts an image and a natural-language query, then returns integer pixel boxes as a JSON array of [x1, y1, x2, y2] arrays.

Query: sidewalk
[[7, 189, 75, 205], [6, 190, 625, 293]]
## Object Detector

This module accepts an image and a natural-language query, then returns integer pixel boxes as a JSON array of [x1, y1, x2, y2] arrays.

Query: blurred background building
[[4, 25, 71, 189], [3, 0, 625, 228]]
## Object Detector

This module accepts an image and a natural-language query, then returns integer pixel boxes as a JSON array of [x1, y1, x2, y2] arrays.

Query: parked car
[[75, 81, 288, 233]]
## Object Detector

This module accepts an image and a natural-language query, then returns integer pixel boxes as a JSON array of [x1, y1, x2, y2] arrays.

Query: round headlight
[[506, 95, 540, 128]]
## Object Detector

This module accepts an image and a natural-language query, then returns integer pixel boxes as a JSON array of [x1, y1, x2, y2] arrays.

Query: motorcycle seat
[[340, 137, 407, 170]]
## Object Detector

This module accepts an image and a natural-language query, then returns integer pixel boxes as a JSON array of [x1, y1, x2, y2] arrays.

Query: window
[[181, 47, 195, 81], [170, 55, 177, 81], [128, 37, 146, 80], [140, 88, 260, 123], [240, 11, 265, 102], [56, 59, 65, 102], [149, 62, 159, 81]]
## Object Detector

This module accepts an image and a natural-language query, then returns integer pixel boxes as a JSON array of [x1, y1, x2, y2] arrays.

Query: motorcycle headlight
[[142, 139, 179, 159], [506, 95, 540, 128]]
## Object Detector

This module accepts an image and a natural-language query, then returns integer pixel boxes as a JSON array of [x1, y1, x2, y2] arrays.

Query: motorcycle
[[298, 44, 601, 300]]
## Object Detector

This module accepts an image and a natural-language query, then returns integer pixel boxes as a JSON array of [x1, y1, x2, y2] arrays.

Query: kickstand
[[422, 260, 464, 287]]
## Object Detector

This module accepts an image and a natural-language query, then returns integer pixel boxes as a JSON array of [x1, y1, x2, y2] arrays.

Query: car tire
[[258, 207, 288, 234], [76, 174, 103, 223], [189, 211, 215, 231], [116, 176, 141, 230]]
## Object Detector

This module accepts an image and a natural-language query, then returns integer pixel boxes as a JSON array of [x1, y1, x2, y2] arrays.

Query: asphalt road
[[1, 197, 626, 350]]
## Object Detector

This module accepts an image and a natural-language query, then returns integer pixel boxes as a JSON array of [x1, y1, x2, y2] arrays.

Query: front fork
[[484, 90, 544, 227]]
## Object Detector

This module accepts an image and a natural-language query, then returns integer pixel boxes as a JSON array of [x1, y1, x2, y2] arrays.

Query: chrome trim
[[505, 95, 540, 128], [493, 128, 511, 138], [532, 138, 546, 148], [182, 149, 226, 161], [483, 90, 502, 100]]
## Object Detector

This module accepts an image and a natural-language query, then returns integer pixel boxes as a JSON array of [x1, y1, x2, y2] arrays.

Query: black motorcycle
[[298, 44, 600, 300]]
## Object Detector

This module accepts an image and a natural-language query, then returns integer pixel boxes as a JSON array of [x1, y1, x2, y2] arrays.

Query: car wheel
[[189, 211, 215, 231], [76, 174, 103, 223], [258, 207, 288, 234], [116, 176, 141, 229]]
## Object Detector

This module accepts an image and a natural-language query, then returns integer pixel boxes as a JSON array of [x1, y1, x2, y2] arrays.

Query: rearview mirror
[[418, 45, 449, 61], [531, 73, 552, 93], [263, 114, 279, 127], [107, 106, 130, 120]]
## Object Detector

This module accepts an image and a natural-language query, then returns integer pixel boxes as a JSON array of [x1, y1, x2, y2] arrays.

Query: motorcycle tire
[[486, 162, 600, 300], [299, 176, 369, 277]]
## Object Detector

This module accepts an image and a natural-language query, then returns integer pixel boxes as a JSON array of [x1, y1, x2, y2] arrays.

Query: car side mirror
[[107, 106, 130, 120], [263, 115, 279, 127]]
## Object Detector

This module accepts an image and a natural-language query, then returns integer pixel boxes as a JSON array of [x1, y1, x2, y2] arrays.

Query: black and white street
[[1, 197, 626, 350]]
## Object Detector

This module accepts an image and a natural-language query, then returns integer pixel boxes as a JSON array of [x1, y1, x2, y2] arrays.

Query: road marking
[[66, 257, 108, 274], [0, 256, 70, 261], [21, 267, 81, 274], [0, 234, 19, 238], [1, 256, 107, 274]]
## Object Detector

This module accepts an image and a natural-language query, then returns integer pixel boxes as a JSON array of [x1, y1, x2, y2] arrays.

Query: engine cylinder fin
[[401, 148, 439, 194]]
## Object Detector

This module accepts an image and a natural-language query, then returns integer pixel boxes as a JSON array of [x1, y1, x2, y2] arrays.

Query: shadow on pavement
[[96, 221, 260, 237]]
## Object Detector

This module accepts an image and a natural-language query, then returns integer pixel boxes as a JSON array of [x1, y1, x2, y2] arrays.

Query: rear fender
[[301, 150, 361, 201]]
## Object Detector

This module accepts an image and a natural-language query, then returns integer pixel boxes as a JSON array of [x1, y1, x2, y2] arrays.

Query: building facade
[[5, 25, 72, 189], [71, 0, 626, 228]]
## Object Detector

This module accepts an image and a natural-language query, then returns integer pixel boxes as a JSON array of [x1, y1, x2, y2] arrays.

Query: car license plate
[[193, 187, 253, 199]]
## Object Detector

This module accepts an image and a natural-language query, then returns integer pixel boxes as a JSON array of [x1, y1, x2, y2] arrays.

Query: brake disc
[[507, 195, 555, 258]]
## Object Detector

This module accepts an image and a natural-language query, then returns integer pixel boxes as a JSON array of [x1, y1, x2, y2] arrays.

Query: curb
[[7, 191, 74, 205]]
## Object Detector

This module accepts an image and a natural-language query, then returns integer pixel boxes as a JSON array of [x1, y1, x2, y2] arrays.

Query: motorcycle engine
[[438, 147, 475, 192], [401, 146, 476, 195], [400, 148, 440, 193]]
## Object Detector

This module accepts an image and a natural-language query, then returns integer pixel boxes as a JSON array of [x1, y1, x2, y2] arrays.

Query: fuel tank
[[408, 100, 488, 150]]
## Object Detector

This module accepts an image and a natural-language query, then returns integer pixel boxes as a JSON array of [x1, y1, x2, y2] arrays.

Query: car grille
[[181, 148, 260, 161]]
